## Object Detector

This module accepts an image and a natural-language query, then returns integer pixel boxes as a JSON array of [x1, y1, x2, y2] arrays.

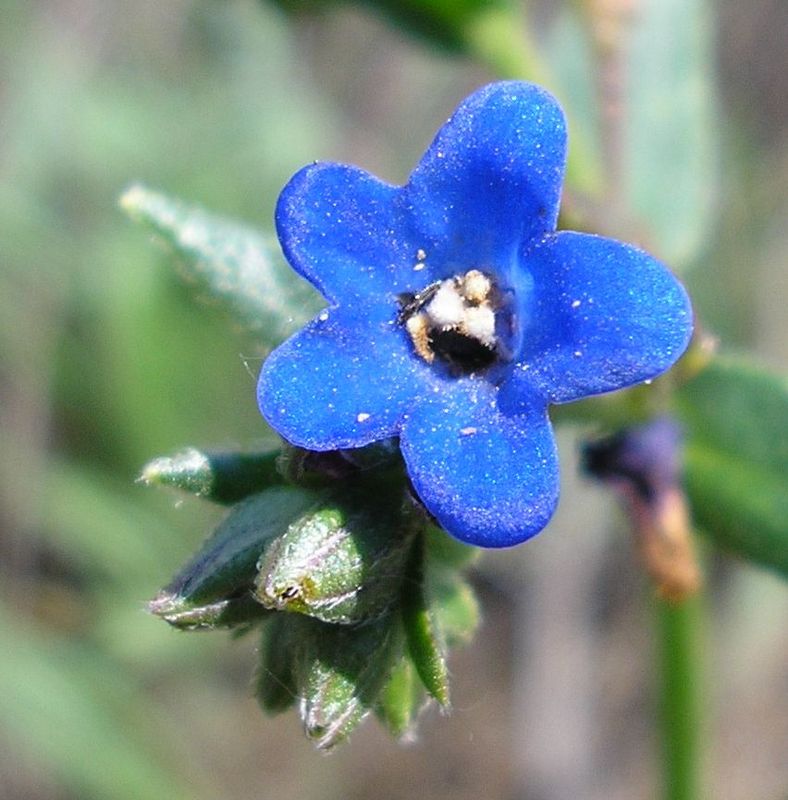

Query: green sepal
[[148, 592, 271, 631], [119, 184, 322, 339], [256, 613, 299, 715], [401, 534, 451, 708], [676, 356, 788, 576], [139, 447, 282, 504], [375, 656, 426, 741], [275, 445, 359, 488], [255, 482, 416, 624], [400, 529, 481, 708], [150, 486, 321, 622], [430, 567, 480, 648], [277, 439, 404, 488], [293, 614, 402, 750]]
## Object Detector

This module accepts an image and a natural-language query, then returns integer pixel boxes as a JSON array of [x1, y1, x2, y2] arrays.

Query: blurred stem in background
[[582, 416, 705, 800], [659, 597, 704, 800]]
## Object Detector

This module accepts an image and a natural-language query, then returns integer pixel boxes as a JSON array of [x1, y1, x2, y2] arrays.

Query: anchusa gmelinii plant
[[143, 82, 692, 748]]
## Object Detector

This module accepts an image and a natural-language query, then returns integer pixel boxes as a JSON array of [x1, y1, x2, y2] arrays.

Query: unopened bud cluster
[[145, 446, 479, 748]]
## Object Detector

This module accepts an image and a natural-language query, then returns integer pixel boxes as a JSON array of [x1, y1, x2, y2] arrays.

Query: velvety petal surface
[[259, 306, 428, 450], [276, 163, 428, 305], [502, 231, 693, 407], [400, 382, 559, 547], [260, 81, 695, 550], [402, 82, 567, 277]]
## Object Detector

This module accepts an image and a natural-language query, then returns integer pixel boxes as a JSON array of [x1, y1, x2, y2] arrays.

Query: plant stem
[[657, 595, 704, 800]]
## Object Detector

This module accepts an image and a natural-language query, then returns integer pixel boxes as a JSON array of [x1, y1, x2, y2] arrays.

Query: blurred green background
[[1, 1, 786, 799]]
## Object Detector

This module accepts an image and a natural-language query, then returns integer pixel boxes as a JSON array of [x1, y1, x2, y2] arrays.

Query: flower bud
[[293, 615, 400, 750], [254, 492, 415, 625]]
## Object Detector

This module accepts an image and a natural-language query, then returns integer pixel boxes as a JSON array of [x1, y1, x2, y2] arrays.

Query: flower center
[[398, 269, 503, 374]]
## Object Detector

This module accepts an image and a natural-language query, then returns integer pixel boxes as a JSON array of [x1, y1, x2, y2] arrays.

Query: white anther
[[462, 305, 496, 346], [426, 283, 465, 327], [462, 270, 491, 304]]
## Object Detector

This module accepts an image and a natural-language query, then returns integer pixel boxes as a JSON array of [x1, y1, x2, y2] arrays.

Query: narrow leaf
[[678, 357, 788, 474], [683, 446, 788, 576], [119, 184, 322, 339], [269, 0, 509, 50], [624, 0, 719, 266], [149, 592, 271, 632]]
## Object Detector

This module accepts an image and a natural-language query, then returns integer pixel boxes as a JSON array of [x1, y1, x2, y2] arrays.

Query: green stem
[[657, 595, 704, 800]]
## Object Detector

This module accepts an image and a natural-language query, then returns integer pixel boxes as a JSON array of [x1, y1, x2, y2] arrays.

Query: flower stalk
[[658, 594, 705, 800]]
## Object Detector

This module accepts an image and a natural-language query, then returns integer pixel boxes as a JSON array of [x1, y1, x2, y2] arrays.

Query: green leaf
[[677, 357, 788, 576], [542, 7, 602, 192], [255, 481, 416, 625], [294, 614, 402, 750], [119, 184, 322, 339], [150, 486, 322, 618], [463, 6, 602, 196], [375, 657, 425, 741], [678, 358, 787, 474], [624, 0, 718, 267], [400, 528, 480, 706], [139, 447, 282, 504]]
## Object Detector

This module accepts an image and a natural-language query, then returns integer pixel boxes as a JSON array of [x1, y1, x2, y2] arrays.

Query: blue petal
[[258, 306, 427, 450], [501, 232, 693, 407], [403, 82, 566, 275], [276, 163, 428, 304], [400, 382, 559, 547]]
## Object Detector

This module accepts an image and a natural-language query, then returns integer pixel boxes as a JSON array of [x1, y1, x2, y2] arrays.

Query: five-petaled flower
[[258, 81, 693, 548]]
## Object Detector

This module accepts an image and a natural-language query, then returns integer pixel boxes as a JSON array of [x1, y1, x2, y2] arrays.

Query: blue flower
[[258, 81, 693, 548]]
